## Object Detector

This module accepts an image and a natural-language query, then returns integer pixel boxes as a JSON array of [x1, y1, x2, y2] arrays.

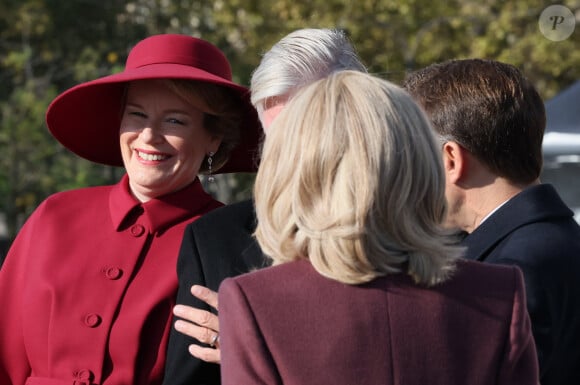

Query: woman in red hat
[[0, 34, 260, 385]]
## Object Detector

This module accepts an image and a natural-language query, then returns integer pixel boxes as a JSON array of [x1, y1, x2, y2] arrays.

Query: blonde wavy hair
[[253, 71, 463, 286]]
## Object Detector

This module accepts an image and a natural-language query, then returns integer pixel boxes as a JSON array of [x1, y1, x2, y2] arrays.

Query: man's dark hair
[[403, 59, 545, 184]]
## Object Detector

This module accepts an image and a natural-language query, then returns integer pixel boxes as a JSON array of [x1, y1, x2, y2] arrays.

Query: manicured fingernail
[[191, 285, 203, 295], [174, 320, 186, 331], [173, 304, 185, 315]]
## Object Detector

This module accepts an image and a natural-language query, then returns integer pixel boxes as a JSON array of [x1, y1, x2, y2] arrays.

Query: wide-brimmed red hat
[[46, 34, 261, 173]]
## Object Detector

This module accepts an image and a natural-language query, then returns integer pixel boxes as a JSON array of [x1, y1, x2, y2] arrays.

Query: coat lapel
[[461, 184, 573, 261], [238, 201, 271, 270]]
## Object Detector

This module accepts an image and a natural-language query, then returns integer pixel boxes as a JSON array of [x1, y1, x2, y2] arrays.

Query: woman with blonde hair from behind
[[218, 71, 539, 385]]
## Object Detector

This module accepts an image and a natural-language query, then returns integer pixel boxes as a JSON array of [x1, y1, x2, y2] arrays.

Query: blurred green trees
[[1, 0, 578, 242]]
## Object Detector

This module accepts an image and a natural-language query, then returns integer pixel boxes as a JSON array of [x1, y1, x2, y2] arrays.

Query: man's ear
[[442, 141, 467, 184]]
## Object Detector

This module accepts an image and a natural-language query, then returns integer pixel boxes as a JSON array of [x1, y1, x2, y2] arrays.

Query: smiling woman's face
[[119, 80, 221, 202]]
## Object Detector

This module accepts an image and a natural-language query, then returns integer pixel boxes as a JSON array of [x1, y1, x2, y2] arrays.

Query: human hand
[[173, 285, 221, 364]]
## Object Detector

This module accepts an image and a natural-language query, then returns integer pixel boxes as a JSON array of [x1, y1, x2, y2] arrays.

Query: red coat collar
[[109, 174, 223, 233]]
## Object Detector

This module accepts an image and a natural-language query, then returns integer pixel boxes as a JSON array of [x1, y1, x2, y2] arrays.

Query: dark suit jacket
[[219, 259, 539, 385], [163, 199, 266, 385], [461, 183, 580, 385]]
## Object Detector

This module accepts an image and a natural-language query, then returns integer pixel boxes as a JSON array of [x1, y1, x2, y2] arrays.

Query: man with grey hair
[[162, 28, 367, 385]]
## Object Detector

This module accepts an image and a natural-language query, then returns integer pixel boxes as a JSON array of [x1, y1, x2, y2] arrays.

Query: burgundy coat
[[0, 174, 222, 385], [219, 259, 539, 385]]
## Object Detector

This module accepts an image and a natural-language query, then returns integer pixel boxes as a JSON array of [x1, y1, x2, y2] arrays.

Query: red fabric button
[[73, 368, 94, 385], [84, 313, 101, 328], [130, 224, 145, 237], [74, 369, 94, 380], [103, 267, 122, 280]]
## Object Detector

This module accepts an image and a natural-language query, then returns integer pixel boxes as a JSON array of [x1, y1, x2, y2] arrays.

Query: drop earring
[[207, 152, 215, 183]]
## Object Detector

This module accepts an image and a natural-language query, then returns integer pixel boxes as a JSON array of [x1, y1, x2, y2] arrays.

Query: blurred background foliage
[[0, 0, 579, 244]]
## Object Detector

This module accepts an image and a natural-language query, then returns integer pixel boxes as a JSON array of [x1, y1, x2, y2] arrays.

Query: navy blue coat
[[461, 183, 580, 385], [163, 199, 265, 385]]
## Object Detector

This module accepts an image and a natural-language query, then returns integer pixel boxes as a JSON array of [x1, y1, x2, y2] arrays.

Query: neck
[[460, 177, 538, 233]]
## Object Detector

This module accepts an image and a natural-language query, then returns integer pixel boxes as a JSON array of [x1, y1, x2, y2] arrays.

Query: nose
[[139, 125, 163, 143]]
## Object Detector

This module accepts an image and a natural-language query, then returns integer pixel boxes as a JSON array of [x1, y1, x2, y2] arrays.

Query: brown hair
[[403, 59, 545, 184], [163, 79, 245, 173]]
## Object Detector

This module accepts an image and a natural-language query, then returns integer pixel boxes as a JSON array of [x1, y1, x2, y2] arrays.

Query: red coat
[[219, 259, 540, 385], [0, 174, 222, 385]]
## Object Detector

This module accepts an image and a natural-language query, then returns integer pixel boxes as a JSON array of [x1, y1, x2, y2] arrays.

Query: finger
[[173, 304, 219, 332], [174, 319, 218, 347], [191, 285, 219, 311], [188, 343, 221, 364]]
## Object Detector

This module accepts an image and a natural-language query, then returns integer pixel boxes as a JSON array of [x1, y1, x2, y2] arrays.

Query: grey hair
[[250, 28, 367, 121]]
